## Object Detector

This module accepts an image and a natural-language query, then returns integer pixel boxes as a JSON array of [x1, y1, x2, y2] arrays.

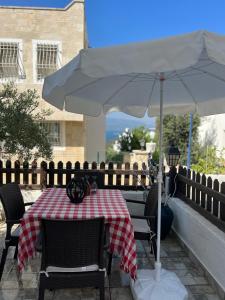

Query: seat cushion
[[127, 202, 144, 216], [46, 264, 99, 273], [132, 218, 150, 234]]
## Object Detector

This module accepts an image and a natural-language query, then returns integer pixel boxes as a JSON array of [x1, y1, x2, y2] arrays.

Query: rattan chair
[[107, 184, 158, 275], [38, 217, 106, 300], [0, 182, 34, 280], [127, 184, 158, 258]]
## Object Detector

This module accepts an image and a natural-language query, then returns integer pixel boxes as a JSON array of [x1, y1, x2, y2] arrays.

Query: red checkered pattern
[[18, 188, 137, 279]]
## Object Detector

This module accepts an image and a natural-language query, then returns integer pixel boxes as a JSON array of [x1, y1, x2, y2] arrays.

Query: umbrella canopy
[[43, 30, 225, 297], [43, 30, 225, 117]]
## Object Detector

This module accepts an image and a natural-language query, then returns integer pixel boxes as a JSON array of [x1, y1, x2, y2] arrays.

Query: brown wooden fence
[[0, 160, 150, 190], [176, 166, 225, 232], [3, 160, 225, 232]]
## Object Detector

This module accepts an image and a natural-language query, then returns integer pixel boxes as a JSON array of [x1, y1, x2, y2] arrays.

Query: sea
[[106, 130, 123, 143], [106, 115, 155, 143]]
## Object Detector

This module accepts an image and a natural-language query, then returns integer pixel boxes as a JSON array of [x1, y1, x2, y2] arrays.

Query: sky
[[0, 0, 225, 123], [1, 0, 224, 45]]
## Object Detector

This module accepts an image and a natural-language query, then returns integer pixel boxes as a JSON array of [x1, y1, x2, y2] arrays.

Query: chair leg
[[100, 286, 105, 300], [38, 286, 45, 300], [14, 244, 18, 260], [0, 246, 9, 281], [107, 253, 113, 276], [151, 237, 157, 261]]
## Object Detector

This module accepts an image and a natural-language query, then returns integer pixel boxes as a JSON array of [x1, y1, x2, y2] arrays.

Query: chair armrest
[[131, 215, 156, 231], [6, 219, 21, 225], [131, 215, 155, 220], [24, 202, 34, 206], [125, 199, 145, 205]]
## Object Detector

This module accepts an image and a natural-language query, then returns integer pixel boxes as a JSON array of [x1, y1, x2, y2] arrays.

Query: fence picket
[[116, 162, 122, 186], [100, 162, 105, 170], [57, 161, 63, 186], [183, 168, 187, 197], [40, 161, 47, 189], [201, 174, 206, 208], [31, 160, 37, 185], [75, 161, 80, 170], [83, 161, 89, 170], [141, 162, 147, 186], [14, 160, 20, 184], [132, 163, 138, 187], [108, 162, 113, 186], [92, 161, 97, 170], [220, 182, 225, 221], [66, 161, 72, 184], [196, 172, 201, 205], [6, 160, 12, 184], [192, 170, 196, 203], [22, 161, 29, 185], [207, 176, 212, 212], [124, 162, 130, 186], [49, 161, 55, 187], [186, 169, 191, 199], [213, 179, 219, 217], [0, 160, 2, 185]]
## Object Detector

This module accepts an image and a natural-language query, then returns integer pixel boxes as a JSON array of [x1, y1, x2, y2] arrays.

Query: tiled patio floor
[[0, 222, 221, 300]]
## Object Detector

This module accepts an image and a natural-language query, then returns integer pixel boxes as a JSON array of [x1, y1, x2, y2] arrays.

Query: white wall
[[199, 114, 225, 151], [169, 197, 225, 292], [84, 113, 106, 162]]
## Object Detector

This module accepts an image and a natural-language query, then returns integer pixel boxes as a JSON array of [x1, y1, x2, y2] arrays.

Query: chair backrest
[[41, 217, 105, 270], [0, 183, 25, 221], [144, 183, 158, 217]]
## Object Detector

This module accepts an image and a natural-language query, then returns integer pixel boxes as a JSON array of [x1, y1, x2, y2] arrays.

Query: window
[[33, 41, 61, 82], [0, 40, 25, 81], [42, 122, 61, 146]]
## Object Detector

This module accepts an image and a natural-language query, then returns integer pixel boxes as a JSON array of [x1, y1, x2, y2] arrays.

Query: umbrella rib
[[191, 66, 225, 84], [102, 73, 141, 106], [66, 77, 106, 96], [146, 75, 157, 110], [66, 74, 134, 97], [167, 62, 214, 80], [175, 71, 198, 106]]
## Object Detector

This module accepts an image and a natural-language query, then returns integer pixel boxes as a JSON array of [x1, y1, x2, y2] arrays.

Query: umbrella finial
[[159, 72, 165, 81]]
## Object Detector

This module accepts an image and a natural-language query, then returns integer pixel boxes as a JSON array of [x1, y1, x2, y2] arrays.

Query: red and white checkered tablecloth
[[18, 188, 137, 279]]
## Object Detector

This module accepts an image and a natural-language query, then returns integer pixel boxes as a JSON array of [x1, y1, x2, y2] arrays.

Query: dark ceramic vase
[[66, 178, 85, 204], [155, 204, 174, 240]]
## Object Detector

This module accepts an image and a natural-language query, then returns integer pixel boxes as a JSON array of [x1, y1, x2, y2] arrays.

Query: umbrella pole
[[155, 73, 164, 281]]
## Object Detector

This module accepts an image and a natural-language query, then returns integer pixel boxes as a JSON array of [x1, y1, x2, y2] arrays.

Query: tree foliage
[[192, 146, 225, 174], [0, 83, 52, 161], [115, 126, 151, 152], [106, 144, 123, 163], [155, 113, 200, 165]]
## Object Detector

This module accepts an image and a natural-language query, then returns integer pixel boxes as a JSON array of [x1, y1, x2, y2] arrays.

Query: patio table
[[18, 188, 137, 279]]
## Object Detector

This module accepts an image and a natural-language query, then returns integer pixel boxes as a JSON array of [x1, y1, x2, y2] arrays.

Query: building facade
[[199, 114, 225, 152], [0, 0, 105, 163]]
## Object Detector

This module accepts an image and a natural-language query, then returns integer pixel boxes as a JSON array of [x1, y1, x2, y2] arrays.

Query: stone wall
[[123, 150, 149, 166]]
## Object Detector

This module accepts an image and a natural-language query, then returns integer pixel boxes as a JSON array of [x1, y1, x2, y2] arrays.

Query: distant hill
[[106, 113, 155, 142]]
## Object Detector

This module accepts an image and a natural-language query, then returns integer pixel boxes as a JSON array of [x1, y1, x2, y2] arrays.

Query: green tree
[[192, 146, 225, 174], [106, 144, 123, 163], [0, 83, 52, 161], [116, 126, 151, 152], [155, 114, 200, 165]]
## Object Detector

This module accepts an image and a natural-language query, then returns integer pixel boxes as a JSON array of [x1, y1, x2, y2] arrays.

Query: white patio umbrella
[[43, 30, 225, 300]]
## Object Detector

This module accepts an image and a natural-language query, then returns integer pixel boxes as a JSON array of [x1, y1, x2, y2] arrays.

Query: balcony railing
[[175, 166, 225, 233]]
